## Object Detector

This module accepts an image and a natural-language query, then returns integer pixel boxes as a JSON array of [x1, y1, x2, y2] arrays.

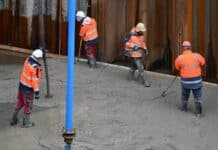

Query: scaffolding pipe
[[62, 0, 76, 149]]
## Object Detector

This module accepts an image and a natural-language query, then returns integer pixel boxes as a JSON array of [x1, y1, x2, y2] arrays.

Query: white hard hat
[[32, 49, 43, 58], [136, 22, 146, 32], [76, 10, 85, 18]]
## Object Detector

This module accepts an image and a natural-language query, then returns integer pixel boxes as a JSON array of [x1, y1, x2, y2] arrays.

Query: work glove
[[144, 49, 149, 56], [34, 91, 40, 99], [133, 45, 140, 51]]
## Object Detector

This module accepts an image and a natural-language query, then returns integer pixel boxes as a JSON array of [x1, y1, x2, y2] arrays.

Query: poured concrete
[[0, 51, 218, 150]]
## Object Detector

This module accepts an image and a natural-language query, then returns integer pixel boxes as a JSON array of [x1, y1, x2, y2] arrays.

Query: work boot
[[143, 80, 151, 87], [21, 114, 35, 128], [195, 102, 202, 117], [139, 72, 150, 87], [181, 101, 188, 112], [10, 109, 19, 126], [128, 69, 134, 81]]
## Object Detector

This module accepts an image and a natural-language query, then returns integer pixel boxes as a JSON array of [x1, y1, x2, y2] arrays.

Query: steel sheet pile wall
[[0, 0, 217, 79], [91, 0, 146, 62], [0, 0, 68, 54], [91, 0, 218, 79], [167, 0, 218, 79]]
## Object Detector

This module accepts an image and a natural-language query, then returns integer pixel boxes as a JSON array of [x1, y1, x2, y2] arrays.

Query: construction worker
[[10, 49, 43, 127], [76, 10, 98, 68], [175, 41, 205, 117], [124, 22, 150, 87]]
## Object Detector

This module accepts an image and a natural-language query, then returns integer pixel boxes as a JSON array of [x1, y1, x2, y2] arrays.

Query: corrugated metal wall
[[0, 0, 217, 79], [91, 0, 218, 79], [0, 0, 67, 54]]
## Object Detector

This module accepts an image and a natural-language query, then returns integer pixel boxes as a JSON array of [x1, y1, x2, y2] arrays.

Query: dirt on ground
[[0, 51, 218, 150]]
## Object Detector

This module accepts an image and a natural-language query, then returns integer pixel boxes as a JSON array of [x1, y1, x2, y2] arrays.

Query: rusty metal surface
[[0, 0, 217, 79]]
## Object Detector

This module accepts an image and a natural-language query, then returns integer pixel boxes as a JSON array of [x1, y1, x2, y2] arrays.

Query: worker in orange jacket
[[10, 49, 43, 127], [124, 22, 150, 87], [175, 41, 205, 117], [76, 10, 98, 68]]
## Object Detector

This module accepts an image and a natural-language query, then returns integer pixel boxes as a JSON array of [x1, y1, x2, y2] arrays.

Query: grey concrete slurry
[[1, 53, 218, 150]]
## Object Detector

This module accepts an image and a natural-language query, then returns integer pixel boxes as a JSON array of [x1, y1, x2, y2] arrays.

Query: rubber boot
[[10, 109, 19, 126], [195, 102, 202, 117], [181, 101, 188, 112], [21, 114, 35, 128], [89, 58, 96, 68], [139, 72, 150, 87]]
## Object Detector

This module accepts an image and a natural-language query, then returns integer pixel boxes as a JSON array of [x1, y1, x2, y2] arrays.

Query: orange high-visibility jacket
[[175, 50, 205, 78], [20, 56, 43, 92], [125, 27, 146, 58], [79, 17, 98, 42]]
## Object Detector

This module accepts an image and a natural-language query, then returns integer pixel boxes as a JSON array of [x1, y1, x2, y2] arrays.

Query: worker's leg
[[10, 87, 24, 125], [181, 87, 191, 111], [192, 88, 202, 117], [133, 58, 150, 87], [85, 44, 97, 68], [21, 91, 35, 128], [128, 59, 137, 81], [10, 109, 20, 126]]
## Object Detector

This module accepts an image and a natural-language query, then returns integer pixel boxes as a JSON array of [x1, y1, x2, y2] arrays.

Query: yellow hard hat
[[136, 23, 146, 32]]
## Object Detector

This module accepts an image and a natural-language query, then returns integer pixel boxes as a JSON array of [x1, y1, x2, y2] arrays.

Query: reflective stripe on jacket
[[180, 76, 202, 89], [79, 17, 98, 42], [175, 50, 205, 78], [175, 50, 205, 89], [20, 56, 43, 92], [125, 27, 146, 58]]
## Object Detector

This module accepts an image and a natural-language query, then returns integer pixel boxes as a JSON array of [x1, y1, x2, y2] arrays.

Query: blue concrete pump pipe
[[64, 0, 76, 149], [66, 0, 76, 134]]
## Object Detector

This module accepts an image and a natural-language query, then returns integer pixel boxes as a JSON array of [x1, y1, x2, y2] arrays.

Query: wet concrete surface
[[0, 50, 27, 64], [1, 51, 218, 150]]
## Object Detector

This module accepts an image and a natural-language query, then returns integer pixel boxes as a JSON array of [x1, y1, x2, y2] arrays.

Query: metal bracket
[[62, 128, 77, 145]]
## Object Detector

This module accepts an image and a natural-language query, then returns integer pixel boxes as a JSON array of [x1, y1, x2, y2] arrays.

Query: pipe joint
[[62, 128, 77, 145]]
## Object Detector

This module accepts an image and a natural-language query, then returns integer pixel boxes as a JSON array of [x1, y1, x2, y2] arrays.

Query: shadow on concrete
[[0, 102, 50, 130], [0, 50, 27, 64]]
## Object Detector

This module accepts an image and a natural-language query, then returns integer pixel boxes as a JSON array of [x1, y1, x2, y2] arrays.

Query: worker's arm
[[79, 24, 89, 38], [198, 54, 205, 66], [31, 66, 42, 99], [125, 35, 135, 50], [175, 57, 181, 71]]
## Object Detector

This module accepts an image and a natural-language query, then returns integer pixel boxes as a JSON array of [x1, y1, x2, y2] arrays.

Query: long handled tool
[[161, 75, 178, 97], [39, 0, 52, 98], [77, 38, 83, 62], [160, 18, 182, 97]]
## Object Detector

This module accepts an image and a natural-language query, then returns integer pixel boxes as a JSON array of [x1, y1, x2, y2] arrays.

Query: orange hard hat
[[182, 41, 191, 47]]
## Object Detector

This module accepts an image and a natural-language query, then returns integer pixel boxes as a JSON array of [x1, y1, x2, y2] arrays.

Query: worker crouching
[[10, 49, 43, 127], [124, 22, 150, 87], [175, 41, 205, 117]]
